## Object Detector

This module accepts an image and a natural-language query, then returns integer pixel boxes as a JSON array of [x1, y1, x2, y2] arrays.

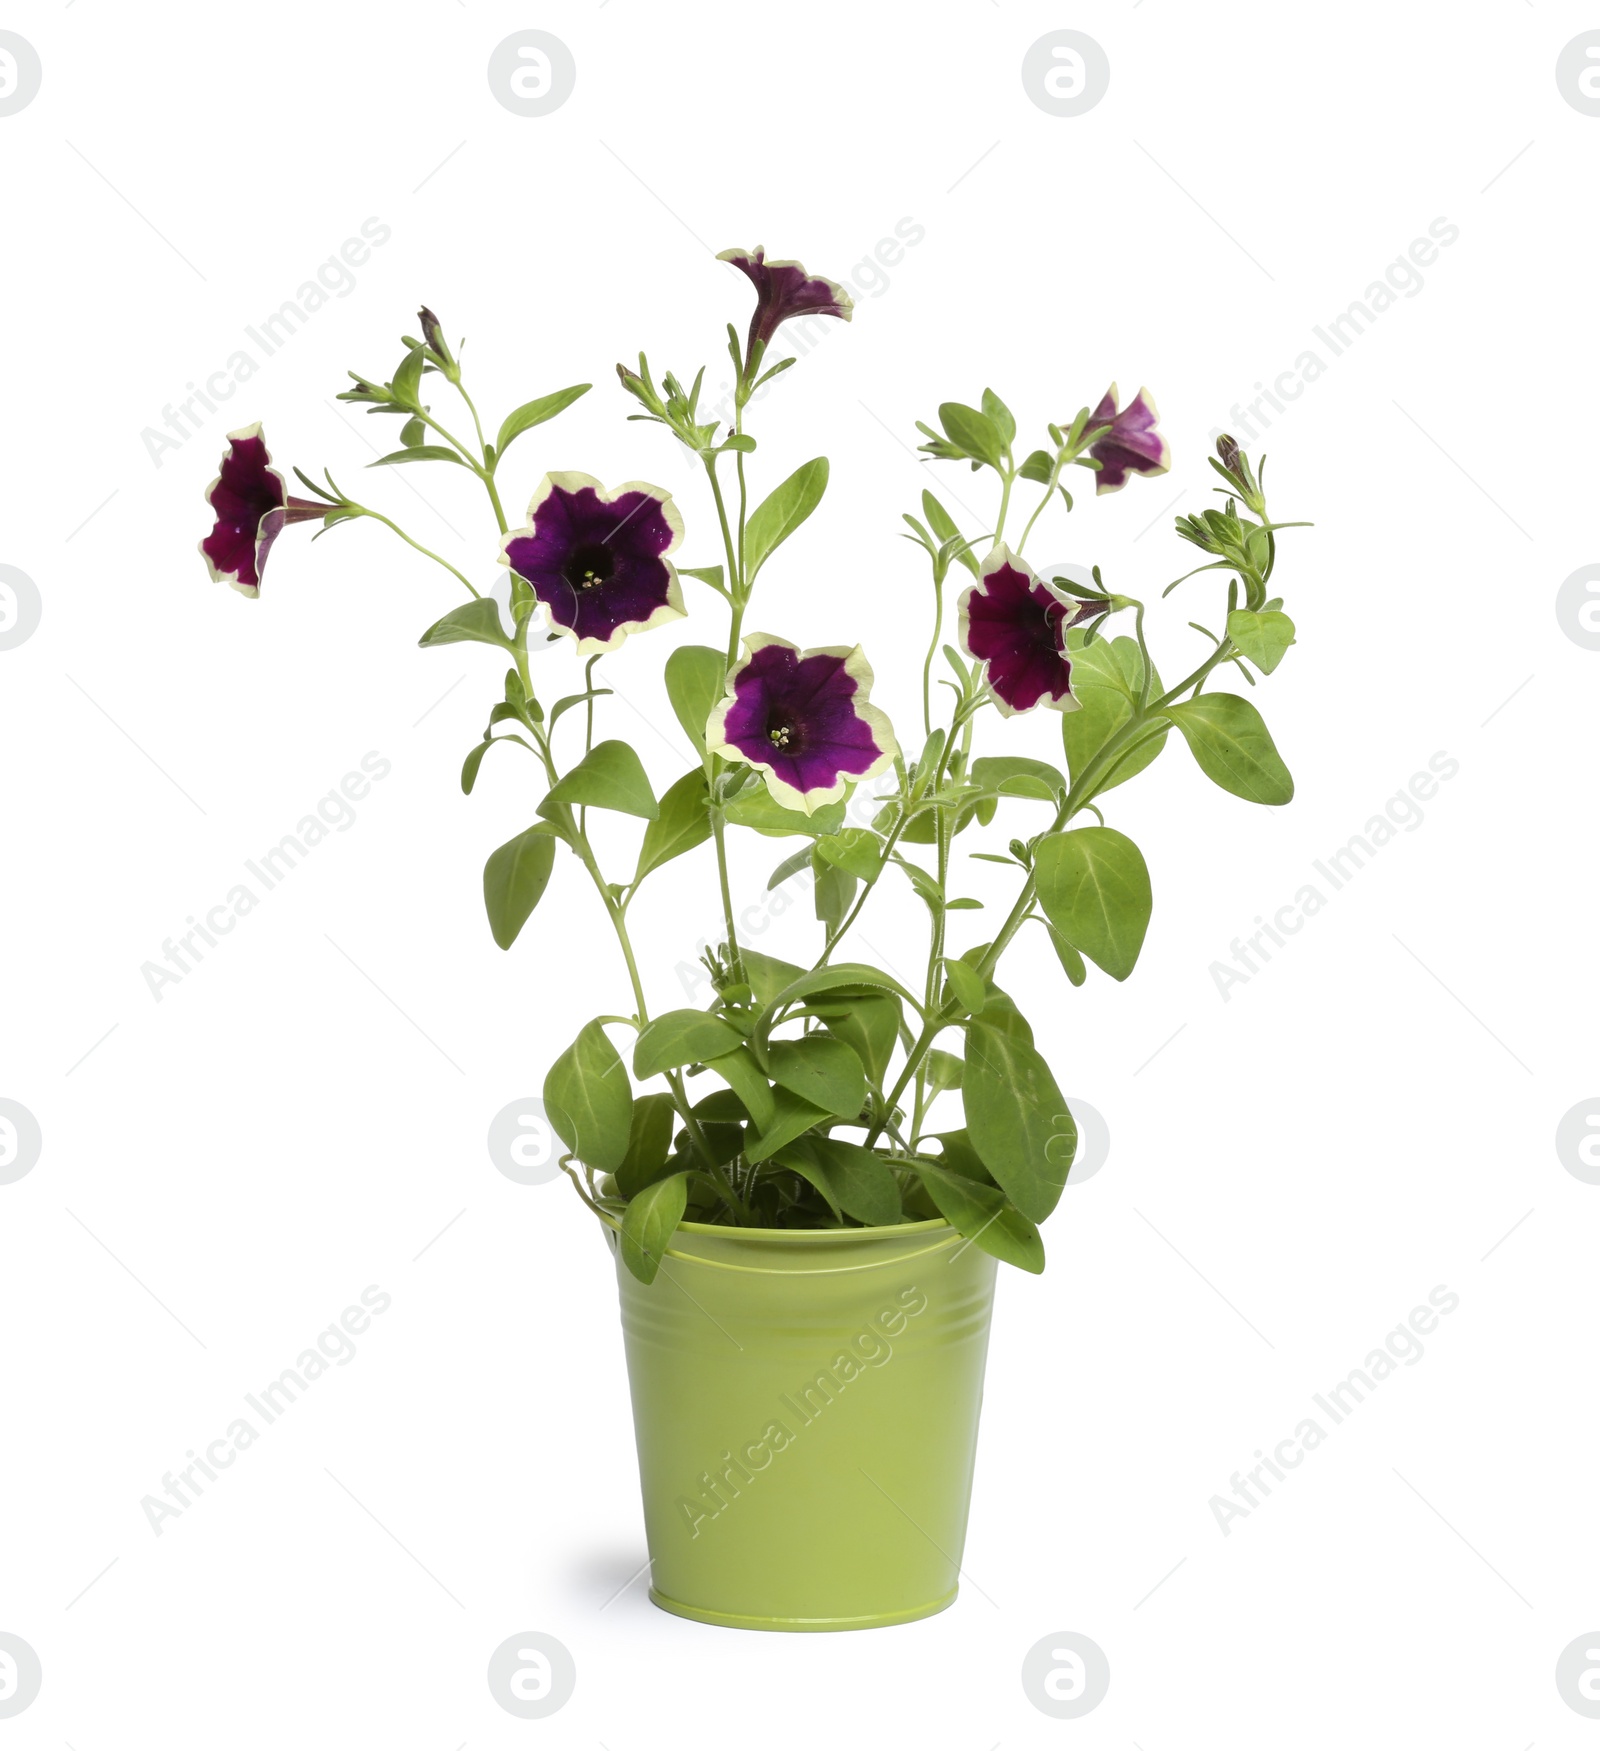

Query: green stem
[[993, 468, 1015, 544], [350, 506, 478, 598], [921, 572, 944, 740], [864, 640, 1239, 1146], [1015, 454, 1066, 556], [702, 450, 748, 978], [453, 383, 509, 534], [705, 459, 744, 667]]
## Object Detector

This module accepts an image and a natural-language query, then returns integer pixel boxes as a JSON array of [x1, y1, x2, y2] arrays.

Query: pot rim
[[672, 1215, 953, 1244]]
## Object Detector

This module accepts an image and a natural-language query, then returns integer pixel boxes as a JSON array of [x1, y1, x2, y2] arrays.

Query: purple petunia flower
[[1087, 384, 1171, 495], [958, 545, 1084, 717], [501, 471, 686, 655], [200, 424, 325, 598], [706, 634, 899, 815], [717, 246, 854, 367]]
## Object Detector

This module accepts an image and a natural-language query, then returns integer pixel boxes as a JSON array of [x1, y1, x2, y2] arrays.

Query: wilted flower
[[958, 545, 1083, 716], [717, 246, 853, 368], [501, 472, 686, 655], [199, 424, 325, 598], [1087, 384, 1171, 495], [707, 634, 898, 814]]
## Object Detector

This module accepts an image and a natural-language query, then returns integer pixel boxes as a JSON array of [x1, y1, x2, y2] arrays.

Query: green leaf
[[1033, 826, 1152, 982], [922, 491, 979, 577], [1019, 448, 1055, 484], [664, 645, 728, 753], [619, 1171, 690, 1284], [744, 457, 829, 579], [680, 564, 726, 592], [938, 402, 1003, 468], [634, 1009, 746, 1079], [767, 846, 813, 890], [615, 1094, 678, 1199], [943, 958, 988, 1016], [1061, 632, 1167, 793], [815, 827, 885, 882], [1041, 918, 1087, 987], [482, 824, 558, 949], [757, 964, 924, 1051], [777, 1135, 902, 1227], [494, 384, 591, 456], [819, 993, 901, 1088], [371, 444, 467, 468], [745, 1086, 832, 1164], [1226, 608, 1296, 674], [724, 785, 846, 838], [961, 1022, 1075, 1223], [812, 852, 855, 932], [462, 736, 531, 795], [541, 740, 658, 821], [911, 1157, 1044, 1273], [634, 769, 711, 883], [1164, 693, 1294, 805], [418, 598, 513, 651], [767, 1035, 867, 1118], [980, 387, 1016, 447], [740, 949, 805, 1007], [706, 1045, 776, 1132], [924, 1048, 963, 1100], [544, 1019, 633, 1172], [400, 416, 426, 447], [970, 755, 1067, 803], [390, 348, 426, 407]]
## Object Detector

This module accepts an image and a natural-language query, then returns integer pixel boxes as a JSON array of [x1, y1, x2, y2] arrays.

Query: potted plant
[[199, 247, 1307, 1631]]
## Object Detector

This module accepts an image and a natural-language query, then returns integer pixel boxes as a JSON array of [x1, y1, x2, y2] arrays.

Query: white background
[[3, 2, 1597, 1745]]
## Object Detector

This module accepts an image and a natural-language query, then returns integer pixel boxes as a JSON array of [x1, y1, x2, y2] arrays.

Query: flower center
[[564, 544, 613, 591], [767, 720, 796, 750]]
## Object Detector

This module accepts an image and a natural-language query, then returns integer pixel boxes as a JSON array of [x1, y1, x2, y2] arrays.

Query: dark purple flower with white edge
[[958, 545, 1084, 717], [501, 471, 686, 655], [1087, 383, 1171, 495], [717, 245, 854, 365], [707, 634, 899, 815], [199, 424, 325, 598]]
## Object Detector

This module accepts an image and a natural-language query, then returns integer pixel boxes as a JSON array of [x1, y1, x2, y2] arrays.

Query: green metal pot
[[608, 1216, 998, 1632]]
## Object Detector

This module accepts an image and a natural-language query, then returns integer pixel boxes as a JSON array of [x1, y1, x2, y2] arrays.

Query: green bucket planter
[[607, 1215, 998, 1631]]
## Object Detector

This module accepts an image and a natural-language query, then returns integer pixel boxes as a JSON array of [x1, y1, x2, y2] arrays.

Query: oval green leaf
[[634, 1009, 746, 1079], [541, 740, 658, 820], [1163, 693, 1294, 805], [1033, 826, 1152, 982], [619, 1170, 690, 1284], [634, 769, 712, 883], [911, 1156, 1044, 1273], [744, 457, 828, 580], [544, 1019, 633, 1172], [766, 1035, 867, 1118], [962, 1021, 1075, 1222], [664, 645, 728, 753], [419, 598, 513, 650], [482, 823, 557, 950]]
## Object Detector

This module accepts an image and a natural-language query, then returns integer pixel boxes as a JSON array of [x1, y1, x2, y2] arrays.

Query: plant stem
[[921, 572, 944, 739], [863, 637, 1239, 1146], [350, 506, 479, 598], [453, 383, 510, 534]]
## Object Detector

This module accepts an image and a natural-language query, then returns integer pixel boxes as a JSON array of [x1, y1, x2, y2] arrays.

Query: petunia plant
[[200, 260, 1308, 1283]]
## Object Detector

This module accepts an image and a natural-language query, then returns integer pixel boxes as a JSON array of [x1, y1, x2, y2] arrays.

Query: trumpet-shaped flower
[[501, 472, 685, 654], [718, 246, 854, 366], [1087, 384, 1171, 495], [958, 545, 1084, 716], [707, 634, 898, 814], [199, 425, 325, 598]]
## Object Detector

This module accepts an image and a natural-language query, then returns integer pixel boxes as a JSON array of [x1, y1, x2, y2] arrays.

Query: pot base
[[648, 1584, 958, 1633]]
